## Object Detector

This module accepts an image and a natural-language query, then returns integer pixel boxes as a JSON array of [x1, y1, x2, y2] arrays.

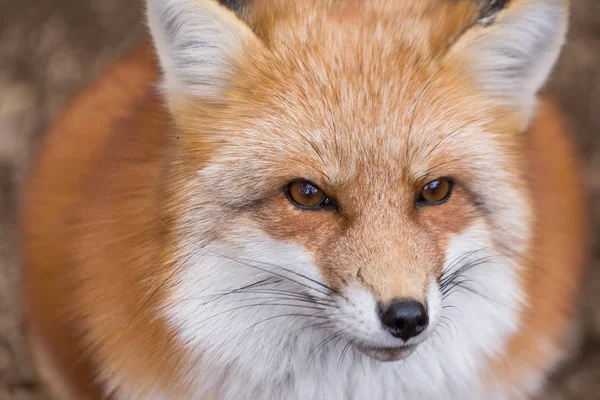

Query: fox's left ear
[[447, 0, 569, 111]]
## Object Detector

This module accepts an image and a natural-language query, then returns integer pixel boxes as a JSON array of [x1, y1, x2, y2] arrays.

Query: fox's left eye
[[417, 178, 454, 206], [285, 180, 335, 210]]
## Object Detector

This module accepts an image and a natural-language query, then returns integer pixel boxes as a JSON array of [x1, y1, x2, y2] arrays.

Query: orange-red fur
[[19, 0, 586, 398]]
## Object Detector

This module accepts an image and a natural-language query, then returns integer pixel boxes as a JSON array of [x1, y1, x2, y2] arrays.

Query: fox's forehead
[[247, 0, 480, 56], [224, 53, 504, 187], [209, 84, 509, 216], [225, 1, 505, 175]]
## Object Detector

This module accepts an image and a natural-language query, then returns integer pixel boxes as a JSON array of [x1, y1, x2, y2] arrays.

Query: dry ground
[[0, 0, 599, 398]]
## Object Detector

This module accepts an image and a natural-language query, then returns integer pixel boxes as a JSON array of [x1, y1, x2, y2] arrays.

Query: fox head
[[144, 0, 568, 394]]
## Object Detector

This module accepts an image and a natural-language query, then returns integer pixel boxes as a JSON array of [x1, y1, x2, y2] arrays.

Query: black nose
[[380, 300, 429, 341]]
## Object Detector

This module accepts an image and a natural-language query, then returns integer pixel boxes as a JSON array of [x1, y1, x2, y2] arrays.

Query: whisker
[[439, 249, 489, 285], [177, 288, 333, 308], [439, 252, 523, 315], [440, 254, 497, 290], [309, 331, 345, 363], [214, 313, 330, 351], [441, 253, 498, 281], [225, 290, 335, 307], [338, 338, 355, 370], [189, 302, 327, 331], [234, 254, 345, 298], [116, 239, 215, 345], [291, 321, 335, 335], [201, 247, 337, 298], [201, 295, 333, 309], [236, 287, 335, 301], [189, 277, 283, 306]]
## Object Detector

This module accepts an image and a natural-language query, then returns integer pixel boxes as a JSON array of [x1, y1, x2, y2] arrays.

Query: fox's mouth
[[354, 343, 418, 362]]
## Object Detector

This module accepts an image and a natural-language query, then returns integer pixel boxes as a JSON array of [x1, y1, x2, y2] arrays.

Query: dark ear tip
[[477, 0, 512, 25], [218, 0, 245, 12]]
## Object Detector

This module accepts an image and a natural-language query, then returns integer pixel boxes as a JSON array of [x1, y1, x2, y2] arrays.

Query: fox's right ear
[[146, 0, 262, 105]]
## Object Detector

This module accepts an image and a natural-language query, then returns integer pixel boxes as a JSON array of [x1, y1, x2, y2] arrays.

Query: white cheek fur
[[111, 223, 529, 400]]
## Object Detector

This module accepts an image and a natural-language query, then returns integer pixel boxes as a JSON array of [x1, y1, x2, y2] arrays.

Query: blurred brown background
[[0, 0, 599, 399]]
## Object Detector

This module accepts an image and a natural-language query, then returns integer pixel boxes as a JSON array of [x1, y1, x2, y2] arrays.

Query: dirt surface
[[0, 0, 599, 399]]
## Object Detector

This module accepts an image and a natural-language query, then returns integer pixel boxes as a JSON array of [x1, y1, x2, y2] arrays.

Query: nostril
[[380, 300, 429, 341]]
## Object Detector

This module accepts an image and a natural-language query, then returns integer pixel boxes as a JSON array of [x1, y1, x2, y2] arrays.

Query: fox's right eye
[[285, 180, 335, 210]]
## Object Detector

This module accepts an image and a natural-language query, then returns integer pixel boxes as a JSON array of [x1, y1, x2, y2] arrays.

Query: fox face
[[142, 0, 568, 397]]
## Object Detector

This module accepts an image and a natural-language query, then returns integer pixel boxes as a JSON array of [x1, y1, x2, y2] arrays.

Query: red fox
[[19, 0, 587, 399]]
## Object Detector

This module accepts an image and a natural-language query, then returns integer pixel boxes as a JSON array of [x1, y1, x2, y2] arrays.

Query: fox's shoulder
[[21, 42, 162, 229], [19, 42, 172, 400], [484, 94, 588, 390]]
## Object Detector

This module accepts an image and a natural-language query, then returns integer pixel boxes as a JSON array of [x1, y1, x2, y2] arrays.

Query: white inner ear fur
[[146, 0, 261, 102], [447, 0, 568, 111]]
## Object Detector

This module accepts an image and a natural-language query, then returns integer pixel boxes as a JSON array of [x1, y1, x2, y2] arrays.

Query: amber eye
[[417, 178, 454, 205], [285, 180, 335, 210]]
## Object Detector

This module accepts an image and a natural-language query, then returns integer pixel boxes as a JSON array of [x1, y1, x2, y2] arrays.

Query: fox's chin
[[354, 343, 418, 362]]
